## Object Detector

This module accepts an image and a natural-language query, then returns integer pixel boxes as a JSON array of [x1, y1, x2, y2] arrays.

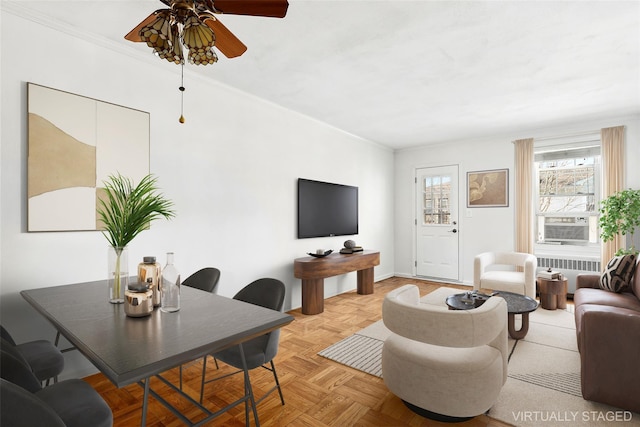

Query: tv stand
[[294, 250, 380, 315]]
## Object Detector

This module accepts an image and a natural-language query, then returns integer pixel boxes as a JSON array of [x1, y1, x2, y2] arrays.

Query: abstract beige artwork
[[28, 83, 150, 231], [467, 168, 509, 207]]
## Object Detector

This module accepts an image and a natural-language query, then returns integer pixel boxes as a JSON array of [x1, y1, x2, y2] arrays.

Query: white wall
[[394, 116, 640, 285], [0, 11, 395, 378]]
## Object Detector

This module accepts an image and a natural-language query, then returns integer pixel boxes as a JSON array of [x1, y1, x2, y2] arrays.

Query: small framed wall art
[[467, 168, 509, 208], [27, 83, 150, 231]]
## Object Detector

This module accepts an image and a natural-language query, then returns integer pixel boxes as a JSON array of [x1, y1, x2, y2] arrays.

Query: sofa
[[573, 259, 640, 413]]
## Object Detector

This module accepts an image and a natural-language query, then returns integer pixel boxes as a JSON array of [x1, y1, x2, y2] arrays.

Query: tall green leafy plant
[[98, 173, 175, 300], [599, 188, 640, 256]]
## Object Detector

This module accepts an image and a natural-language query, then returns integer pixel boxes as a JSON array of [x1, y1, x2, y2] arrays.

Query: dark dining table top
[[21, 279, 294, 387]]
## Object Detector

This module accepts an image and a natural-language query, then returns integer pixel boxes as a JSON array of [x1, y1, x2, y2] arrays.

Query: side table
[[538, 277, 568, 310]]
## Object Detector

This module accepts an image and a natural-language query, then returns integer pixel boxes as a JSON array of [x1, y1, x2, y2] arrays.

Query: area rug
[[318, 288, 639, 426]]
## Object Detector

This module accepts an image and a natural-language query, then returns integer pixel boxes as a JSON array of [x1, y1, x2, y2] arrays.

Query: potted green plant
[[599, 188, 640, 256], [98, 173, 175, 303]]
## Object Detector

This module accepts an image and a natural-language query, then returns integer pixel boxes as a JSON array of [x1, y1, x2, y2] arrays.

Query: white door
[[416, 165, 459, 280]]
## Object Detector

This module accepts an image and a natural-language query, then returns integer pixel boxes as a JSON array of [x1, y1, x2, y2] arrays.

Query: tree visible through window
[[535, 152, 600, 244]]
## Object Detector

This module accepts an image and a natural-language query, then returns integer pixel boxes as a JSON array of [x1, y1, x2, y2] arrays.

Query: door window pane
[[423, 175, 451, 225]]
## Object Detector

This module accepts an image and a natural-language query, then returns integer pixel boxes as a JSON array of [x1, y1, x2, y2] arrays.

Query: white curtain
[[514, 138, 534, 254], [600, 126, 625, 266]]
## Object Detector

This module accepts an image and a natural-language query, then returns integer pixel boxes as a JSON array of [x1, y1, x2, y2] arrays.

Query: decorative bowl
[[307, 250, 333, 258]]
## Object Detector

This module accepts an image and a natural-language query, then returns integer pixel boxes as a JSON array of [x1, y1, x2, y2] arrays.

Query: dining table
[[21, 278, 294, 426]]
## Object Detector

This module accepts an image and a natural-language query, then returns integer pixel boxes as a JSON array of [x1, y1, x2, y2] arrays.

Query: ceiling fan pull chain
[[179, 62, 186, 124]]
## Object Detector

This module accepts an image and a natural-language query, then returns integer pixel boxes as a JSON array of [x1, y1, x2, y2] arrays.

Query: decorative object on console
[[307, 250, 333, 258], [97, 173, 175, 304], [340, 240, 363, 254]]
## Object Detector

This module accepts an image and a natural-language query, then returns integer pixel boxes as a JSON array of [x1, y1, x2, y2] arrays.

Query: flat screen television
[[297, 178, 359, 239]]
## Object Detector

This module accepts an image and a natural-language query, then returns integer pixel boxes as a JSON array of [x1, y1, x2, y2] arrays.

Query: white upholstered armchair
[[473, 251, 537, 299], [381, 285, 508, 422]]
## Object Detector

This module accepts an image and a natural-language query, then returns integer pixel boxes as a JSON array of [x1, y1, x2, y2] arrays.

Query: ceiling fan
[[125, 0, 289, 65]]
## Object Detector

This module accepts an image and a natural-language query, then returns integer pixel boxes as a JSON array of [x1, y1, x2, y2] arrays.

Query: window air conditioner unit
[[544, 217, 590, 243]]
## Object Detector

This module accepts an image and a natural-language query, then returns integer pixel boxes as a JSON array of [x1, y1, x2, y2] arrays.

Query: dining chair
[[1, 325, 64, 386], [177, 267, 222, 389], [0, 347, 113, 427], [199, 278, 287, 411], [182, 267, 221, 293]]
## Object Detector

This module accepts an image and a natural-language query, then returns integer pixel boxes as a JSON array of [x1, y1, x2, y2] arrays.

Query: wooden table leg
[[302, 278, 324, 315], [357, 267, 374, 295], [508, 313, 530, 340]]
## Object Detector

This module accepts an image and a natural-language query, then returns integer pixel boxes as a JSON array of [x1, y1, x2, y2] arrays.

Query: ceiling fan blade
[[203, 17, 248, 58], [124, 11, 159, 42], [211, 0, 289, 18]]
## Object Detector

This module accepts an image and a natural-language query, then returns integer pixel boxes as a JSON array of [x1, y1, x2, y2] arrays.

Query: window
[[534, 143, 600, 246]]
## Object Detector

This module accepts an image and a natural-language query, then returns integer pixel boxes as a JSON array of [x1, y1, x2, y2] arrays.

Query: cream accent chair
[[473, 252, 537, 299], [381, 285, 508, 421]]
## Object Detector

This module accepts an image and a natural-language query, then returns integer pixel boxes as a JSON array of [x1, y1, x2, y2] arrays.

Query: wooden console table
[[294, 250, 380, 315]]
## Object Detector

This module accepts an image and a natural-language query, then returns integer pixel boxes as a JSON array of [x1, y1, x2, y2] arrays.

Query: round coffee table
[[446, 291, 538, 339]]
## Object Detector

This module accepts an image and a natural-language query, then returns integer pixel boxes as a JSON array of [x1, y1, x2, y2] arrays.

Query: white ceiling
[[7, 0, 640, 150]]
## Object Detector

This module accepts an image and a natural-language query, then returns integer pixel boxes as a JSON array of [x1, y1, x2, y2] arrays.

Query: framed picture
[[467, 168, 509, 207], [27, 83, 150, 231]]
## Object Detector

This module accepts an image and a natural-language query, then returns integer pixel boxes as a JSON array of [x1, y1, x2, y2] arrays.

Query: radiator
[[536, 256, 601, 295]]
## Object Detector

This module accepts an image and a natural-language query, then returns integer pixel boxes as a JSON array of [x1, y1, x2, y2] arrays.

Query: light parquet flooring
[[85, 277, 514, 427]]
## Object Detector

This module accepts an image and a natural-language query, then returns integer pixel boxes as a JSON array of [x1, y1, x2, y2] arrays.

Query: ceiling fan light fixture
[[140, 10, 179, 61], [188, 47, 218, 65], [182, 13, 217, 65], [164, 25, 185, 64], [128, 0, 288, 65], [140, 10, 171, 44], [182, 14, 215, 49]]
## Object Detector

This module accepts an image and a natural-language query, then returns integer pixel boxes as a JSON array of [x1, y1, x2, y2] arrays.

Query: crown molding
[[1, 1, 172, 72]]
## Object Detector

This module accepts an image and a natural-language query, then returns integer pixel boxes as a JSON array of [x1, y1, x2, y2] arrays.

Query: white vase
[[108, 246, 129, 304]]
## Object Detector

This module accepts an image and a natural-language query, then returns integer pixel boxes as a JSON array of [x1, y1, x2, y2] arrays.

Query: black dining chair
[[199, 278, 287, 410], [182, 267, 221, 293], [177, 267, 222, 389], [0, 347, 113, 427], [1, 325, 64, 386]]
